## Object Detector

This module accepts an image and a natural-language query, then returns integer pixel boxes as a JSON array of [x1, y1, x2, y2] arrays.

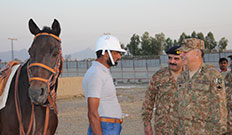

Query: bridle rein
[[14, 33, 63, 135]]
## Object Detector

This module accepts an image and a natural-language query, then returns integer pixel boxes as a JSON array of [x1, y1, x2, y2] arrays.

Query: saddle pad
[[0, 61, 19, 95], [0, 64, 20, 110]]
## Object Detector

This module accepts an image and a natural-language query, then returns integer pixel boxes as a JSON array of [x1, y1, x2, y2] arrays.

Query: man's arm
[[144, 123, 154, 135], [142, 76, 157, 135], [88, 97, 102, 135], [211, 72, 227, 134], [224, 72, 232, 133]]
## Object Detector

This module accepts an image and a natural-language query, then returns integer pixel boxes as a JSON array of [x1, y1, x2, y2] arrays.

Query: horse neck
[[17, 64, 31, 108]]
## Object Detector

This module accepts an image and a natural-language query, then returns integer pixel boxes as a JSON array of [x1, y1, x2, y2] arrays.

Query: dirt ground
[[55, 84, 148, 135]]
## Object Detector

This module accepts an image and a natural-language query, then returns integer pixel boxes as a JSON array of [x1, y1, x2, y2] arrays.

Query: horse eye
[[53, 52, 59, 57]]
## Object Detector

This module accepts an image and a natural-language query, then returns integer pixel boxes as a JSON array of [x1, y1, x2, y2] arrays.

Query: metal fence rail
[[61, 52, 232, 83], [1, 52, 232, 83]]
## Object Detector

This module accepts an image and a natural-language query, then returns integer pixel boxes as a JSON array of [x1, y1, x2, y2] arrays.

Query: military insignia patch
[[217, 84, 222, 89], [216, 77, 223, 90], [176, 50, 181, 54], [216, 78, 222, 84]]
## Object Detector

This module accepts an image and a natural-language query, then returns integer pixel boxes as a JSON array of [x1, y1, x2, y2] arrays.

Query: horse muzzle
[[28, 86, 49, 105]]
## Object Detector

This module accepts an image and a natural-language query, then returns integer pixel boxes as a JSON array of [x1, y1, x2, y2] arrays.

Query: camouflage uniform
[[224, 71, 232, 134], [142, 67, 179, 134], [176, 63, 227, 135]]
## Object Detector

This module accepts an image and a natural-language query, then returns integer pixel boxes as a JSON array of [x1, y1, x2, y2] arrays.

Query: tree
[[126, 34, 141, 56], [191, 31, 197, 38], [141, 32, 152, 55], [120, 43, 127, 56], [218, 37, 228, 52], [126, 31, 226, 56], [173, 39, 178, 46], [164, 38, 173, 51], [178, 32, 190, 44], [121, 43, 127, 51], [140, 32, 164, 56], [150, 37, 158, 55], [196, 32, 205, 40], [154, 33, 165, 54], [205, 32, 217, 53]]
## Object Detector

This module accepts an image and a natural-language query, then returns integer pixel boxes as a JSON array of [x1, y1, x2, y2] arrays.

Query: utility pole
[[8, 38, 17, 61]]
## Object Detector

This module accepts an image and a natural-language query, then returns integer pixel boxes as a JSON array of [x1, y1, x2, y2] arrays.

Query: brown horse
[[0, 19, 63, 135]]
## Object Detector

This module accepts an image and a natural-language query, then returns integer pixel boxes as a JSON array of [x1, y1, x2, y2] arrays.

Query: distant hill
[[0, 49, 29, 62], [69, 48, 96, 60], [0, 48, 95, 62]]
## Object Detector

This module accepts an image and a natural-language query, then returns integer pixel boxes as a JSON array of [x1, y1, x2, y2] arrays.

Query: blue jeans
[[87, 121, 122, 135]]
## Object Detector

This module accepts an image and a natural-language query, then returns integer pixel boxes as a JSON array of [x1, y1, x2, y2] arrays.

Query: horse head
[[27, 19, 63, 105]]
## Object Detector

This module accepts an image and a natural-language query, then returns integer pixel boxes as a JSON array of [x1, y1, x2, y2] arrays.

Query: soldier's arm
[[144, 124, 153, 135], [211, 72, 227, 134], [225, 72, 232, 133], [141, 75, 157, 129]]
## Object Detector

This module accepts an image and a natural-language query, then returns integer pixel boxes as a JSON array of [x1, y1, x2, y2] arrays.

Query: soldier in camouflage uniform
[[177, 38, 227, 135], [224, 55, 232, 134], [142, 46, 183, 135]]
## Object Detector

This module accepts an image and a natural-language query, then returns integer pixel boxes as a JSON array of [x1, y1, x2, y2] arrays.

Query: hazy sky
[[0, 0, 232, 55]]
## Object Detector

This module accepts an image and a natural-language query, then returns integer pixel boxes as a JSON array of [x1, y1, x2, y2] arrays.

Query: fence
[[1, 52, 232, 83], [61, 52, 232, 83]]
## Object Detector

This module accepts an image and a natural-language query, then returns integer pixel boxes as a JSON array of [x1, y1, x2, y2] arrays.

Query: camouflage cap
[[179, 38, 205, 52]]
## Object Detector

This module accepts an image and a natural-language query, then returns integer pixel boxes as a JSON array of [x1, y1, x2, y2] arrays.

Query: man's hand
[[144, 124, 153, 135]]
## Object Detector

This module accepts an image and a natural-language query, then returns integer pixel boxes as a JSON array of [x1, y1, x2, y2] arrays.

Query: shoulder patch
[[216, 77, 222, 84], [215, 77, 223, 90]]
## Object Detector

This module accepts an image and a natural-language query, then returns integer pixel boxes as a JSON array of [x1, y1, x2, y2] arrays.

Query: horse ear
[[52, 19, 61, 37], [28, 19, 40, 35]]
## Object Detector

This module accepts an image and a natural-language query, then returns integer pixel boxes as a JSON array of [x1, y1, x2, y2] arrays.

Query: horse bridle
[[27, 32, 63, 110], [15, 33, 63, 135]]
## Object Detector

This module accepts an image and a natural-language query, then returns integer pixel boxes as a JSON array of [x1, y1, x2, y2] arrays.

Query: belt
[[100, 117, 123, 124]]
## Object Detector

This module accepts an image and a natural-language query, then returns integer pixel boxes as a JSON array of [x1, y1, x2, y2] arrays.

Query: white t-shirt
[[82, 61, 122, 119]]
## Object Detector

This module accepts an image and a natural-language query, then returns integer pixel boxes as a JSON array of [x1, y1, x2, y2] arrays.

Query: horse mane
[[41, 26, 53, 34]]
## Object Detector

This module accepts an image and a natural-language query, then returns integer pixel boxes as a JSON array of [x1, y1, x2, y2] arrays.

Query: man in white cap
[[82, 34, 126, 135]]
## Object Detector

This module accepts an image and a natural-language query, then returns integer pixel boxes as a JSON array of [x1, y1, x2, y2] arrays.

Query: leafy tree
[[154, 33, 165, 54], [196, 32, 205, 40], [218, 37, 228, 52], [140, 32, 165, 55], [120, 43, 127, 56], [150, 37, 158, 55], [126, 31, 228, 56], [205, 32, 217, 53], [141, 32, 152, 55], [126, 34, 141, 56], [178, 32, 190, 44], [164, 38, 173, 51], [191, 31, 197, 38], [173, 39, 178, 46]]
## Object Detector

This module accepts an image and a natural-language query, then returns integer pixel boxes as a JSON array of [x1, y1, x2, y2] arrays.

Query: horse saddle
[[0, 61, 19, 96]]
